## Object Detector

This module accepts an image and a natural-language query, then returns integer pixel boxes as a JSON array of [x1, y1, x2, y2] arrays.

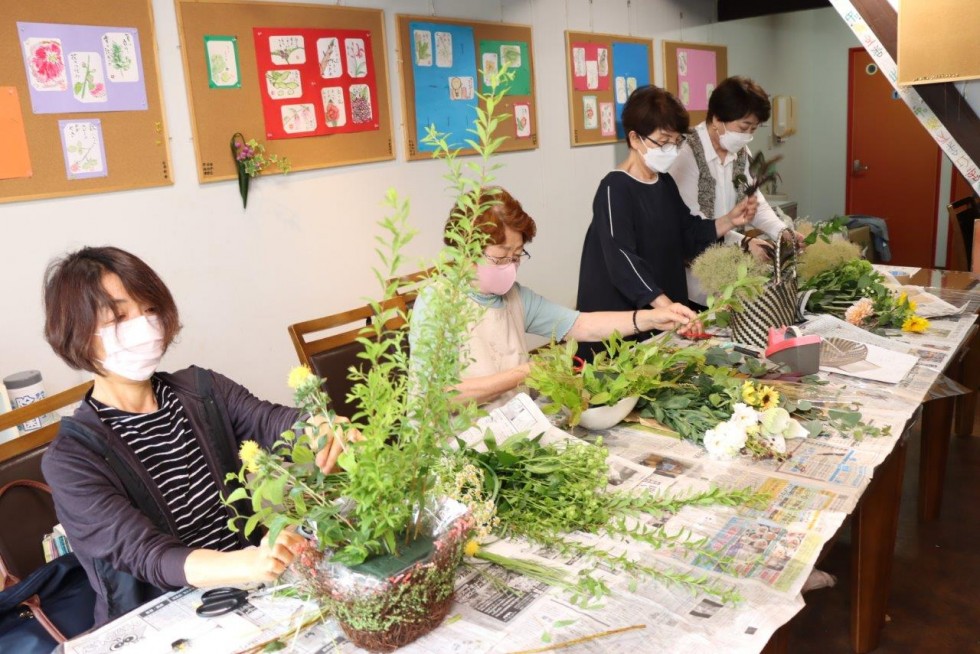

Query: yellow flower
[[239, 440, 262, 473], [463, 539, 480, 557], [741, 381, 759, 406], [287, 365, 313, 390], [902, 315, 929, 333], [758, 385, 780, 411]]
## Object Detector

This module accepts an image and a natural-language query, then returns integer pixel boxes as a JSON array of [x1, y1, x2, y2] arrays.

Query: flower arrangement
[[223, 69, 521, 652], [230, 132, 290, 209], [844, 291, 929, 333], [703, 381, 810, 461]]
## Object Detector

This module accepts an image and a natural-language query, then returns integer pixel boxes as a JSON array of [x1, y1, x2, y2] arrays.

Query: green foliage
[[800, 258, 888, 317], [691, 244, 770, 298], [450, 433, 762, 604], [225, 69, 517, 567], [801, 215, 850, 246], [797, 237, 863, 282]]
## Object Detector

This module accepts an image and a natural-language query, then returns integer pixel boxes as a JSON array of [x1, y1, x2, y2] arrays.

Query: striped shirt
[[90, 378, 239, 553]]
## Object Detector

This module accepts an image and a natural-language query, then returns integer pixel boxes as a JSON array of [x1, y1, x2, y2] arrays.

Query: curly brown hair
[[443, 187, 536, 247]]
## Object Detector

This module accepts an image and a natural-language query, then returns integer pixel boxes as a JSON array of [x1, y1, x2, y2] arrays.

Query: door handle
[[852, 159, 870, 175]]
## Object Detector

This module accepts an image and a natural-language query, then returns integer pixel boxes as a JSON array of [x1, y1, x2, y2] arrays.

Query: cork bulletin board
[[396, 15, 538, 161], [565, 31, 653, 146], [175, 0, 394, 183], [0, 0, 171, 204], [662, 40, 728, 125]]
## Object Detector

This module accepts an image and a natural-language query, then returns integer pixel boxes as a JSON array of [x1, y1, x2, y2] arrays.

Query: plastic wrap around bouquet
[[294, 497, 471, 653]]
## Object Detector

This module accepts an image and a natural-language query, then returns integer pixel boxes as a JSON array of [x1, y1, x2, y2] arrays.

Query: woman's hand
[[715, 199, 753, 235], [309, 415, 360, 474], [246, 528, 307, 582], [638, 303, 698, 332], [747, 237, 774, 261]]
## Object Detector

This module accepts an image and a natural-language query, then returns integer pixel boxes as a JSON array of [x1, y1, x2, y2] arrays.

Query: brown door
[[846, 48, 941, 267]]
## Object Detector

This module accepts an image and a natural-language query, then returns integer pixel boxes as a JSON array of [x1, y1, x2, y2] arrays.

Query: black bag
[[730, 229, 808, 348], [0, 481, 96, 652]]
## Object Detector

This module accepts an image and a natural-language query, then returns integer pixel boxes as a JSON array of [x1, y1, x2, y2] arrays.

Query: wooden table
[[765, 268, 980, 654]]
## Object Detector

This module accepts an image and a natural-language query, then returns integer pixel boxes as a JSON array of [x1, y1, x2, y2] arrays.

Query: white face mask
[[641, 143, 679, 174], [98, 315, 165, 381], [718, 125, 754, 152]]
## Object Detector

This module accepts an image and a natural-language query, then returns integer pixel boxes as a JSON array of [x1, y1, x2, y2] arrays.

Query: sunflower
[[757, 385, 780, 411], [902, 315, 929, 333], [741, 381, 760, 406]]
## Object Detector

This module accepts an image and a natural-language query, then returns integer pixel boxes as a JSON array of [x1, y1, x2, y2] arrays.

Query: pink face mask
[[475, 262, 518, 296]]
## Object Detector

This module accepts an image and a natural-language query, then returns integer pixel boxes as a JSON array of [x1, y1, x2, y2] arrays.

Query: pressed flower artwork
[[59, 119, 107, 180], [254, 27, 379, 139], [18, 23, 147, 113], [24, 38, 67, 91]]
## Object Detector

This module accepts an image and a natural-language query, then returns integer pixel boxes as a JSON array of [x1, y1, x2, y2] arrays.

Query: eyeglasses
[[483, 250, 531, 266], [641, 133, 686, 154]]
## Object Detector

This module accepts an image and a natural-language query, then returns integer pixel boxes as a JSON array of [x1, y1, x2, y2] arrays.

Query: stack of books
[[41, 524, 73, 562]]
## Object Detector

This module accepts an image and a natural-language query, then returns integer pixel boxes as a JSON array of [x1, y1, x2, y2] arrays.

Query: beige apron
[[463, 287, 529, 409]]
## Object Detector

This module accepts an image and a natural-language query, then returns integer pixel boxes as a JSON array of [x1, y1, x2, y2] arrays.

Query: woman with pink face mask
[[410, 188, 700, 408], [40, 247, 348, 626]]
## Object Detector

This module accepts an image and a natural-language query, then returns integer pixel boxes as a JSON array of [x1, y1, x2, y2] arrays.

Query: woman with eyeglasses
[[576, 85, 752, 360], [670, 76, 802, 305], [409, 187, 698, 408]]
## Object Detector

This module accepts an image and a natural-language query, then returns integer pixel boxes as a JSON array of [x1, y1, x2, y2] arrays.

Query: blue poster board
[[611, 41, 651, 138], [409, 21, 478, 152]]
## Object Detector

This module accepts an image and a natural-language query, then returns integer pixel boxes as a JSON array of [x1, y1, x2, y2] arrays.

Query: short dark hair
[[43, 246, 180, 374], [444, 187, 536, 247], [621, 85, 690, 148], [707, 76, 771, 123]]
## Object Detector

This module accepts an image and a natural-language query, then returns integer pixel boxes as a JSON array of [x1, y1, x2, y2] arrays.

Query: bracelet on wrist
[[632, 309, 640, 335]]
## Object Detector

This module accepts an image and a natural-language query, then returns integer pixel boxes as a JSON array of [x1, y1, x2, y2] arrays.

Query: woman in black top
[[576, 85, 752, 359]]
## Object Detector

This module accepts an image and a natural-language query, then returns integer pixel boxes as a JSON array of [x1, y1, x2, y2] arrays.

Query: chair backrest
[[0, 382, 92, 584], [287, 297, 408, 418], [947, 196, 979, 271], [386, 267, 436, 308], [847, 225, 874, 261], [973, 218, 980, 275]]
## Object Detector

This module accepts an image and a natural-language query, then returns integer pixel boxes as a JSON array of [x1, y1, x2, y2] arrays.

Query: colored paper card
[[253, 27, 379, 139], [59, 119, 107, 179], [571, 42, 610, 91], [583, 95, 598, 129], [514, 103, 531, 138], [676, 47, 717, 111], [599, 102, 615, 136], [410, 21, 477, 152], [205, 35, 241, 89], [479, 40, 531, 95], [0, 87, 32, 180], [18, 22, 147, 114], [611, 42, 651, 138]]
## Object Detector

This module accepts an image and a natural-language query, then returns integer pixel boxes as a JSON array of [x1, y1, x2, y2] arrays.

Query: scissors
[[195, 583, 292, 617]]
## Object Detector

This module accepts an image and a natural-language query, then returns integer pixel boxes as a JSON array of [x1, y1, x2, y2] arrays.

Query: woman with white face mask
[[40, 247, 349, 627], [410, 187, 700, 408], [576, 85, 752, 361], [671, 76, 803, 305]]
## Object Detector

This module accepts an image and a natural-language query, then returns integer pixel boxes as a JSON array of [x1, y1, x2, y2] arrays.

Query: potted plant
[[224, 73, 513, 652]]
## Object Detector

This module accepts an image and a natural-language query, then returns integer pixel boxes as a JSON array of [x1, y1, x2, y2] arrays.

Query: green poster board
[[479, 39, 530, 95]]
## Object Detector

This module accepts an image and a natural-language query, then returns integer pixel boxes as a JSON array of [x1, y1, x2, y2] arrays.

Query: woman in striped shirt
[[40, 246, 347, 625]]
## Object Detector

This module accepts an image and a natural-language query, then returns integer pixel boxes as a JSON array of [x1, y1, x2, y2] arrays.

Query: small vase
[[296, 499, 470, 653], [578, 396, 639, 430]]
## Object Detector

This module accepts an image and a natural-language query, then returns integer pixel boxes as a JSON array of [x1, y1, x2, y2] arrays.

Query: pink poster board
[[676, 47, 716, 112]]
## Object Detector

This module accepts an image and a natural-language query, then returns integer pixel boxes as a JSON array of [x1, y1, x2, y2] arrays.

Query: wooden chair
[[972, 218, 980, 274], [386, 267, 436, 308], [0, 381, 91, 584], [946, 196, 979, 271], [287, 296, 409, 419]]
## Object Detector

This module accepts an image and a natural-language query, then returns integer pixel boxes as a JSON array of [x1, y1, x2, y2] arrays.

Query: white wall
[[1, 1, 861, 406]]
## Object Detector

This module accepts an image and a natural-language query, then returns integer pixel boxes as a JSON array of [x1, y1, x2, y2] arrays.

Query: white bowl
[[578, 396, 639, 431]]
